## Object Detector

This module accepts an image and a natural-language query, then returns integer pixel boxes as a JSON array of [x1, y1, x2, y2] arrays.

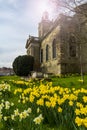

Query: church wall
[[79, 42, 87, 73], [40, 25, 62, 74], [58, 20, 81, 74], [27, 42, 40, 71], [59, 18, 87, 74], [80, 21, 87, 63]]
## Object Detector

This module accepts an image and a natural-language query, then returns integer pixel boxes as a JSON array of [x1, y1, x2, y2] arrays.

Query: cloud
[[0, 46, 26, 68], [0, 0, 19, 8], [7, 0, 17, 4], [0, 0, 51, 67]]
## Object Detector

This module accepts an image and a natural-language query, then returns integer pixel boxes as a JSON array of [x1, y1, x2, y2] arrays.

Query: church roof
[[75, 3, 87, 12], [25, 35, 40, 48]]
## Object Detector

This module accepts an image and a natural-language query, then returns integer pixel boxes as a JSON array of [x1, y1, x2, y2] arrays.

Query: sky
[[1, 0, 86, 68], [0, 0, 54, 68]]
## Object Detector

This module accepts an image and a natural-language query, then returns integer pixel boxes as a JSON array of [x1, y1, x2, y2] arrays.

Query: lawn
[[0, 75, 87, 130]]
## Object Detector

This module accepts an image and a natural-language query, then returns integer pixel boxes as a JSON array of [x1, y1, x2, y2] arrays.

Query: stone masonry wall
[[40, 25, 62, 74]]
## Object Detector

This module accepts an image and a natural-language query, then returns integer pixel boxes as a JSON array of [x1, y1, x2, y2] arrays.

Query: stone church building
[[25, 3, 87, 75]]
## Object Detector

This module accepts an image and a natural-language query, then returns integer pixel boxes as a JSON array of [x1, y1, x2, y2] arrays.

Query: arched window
[[40, 49, 43, 63], [46, 45, 49, 61], [69, 36, 76, 57], [52, 39, 56, 58]]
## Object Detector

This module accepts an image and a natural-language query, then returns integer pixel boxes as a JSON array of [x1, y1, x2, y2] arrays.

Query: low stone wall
[[31, 71, 48, 78]]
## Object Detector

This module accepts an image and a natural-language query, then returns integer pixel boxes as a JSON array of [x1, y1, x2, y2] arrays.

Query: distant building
[[25, 3, 87, 75], [0, 67, 14, 76]]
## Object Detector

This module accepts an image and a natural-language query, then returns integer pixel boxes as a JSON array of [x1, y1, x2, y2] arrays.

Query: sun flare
[[37, 0, 54, 18]]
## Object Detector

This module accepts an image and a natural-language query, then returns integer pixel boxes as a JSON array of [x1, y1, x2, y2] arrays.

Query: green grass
[[51, 75, 87, 89], [0, 75, 21, 82], [0, 74, 87, 89]]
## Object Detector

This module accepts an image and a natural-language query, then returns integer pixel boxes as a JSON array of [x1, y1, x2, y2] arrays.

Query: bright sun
[[37, 0, 54, 18]]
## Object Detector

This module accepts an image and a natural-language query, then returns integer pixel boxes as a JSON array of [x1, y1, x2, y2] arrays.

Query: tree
[[51, 0, 87, 17], [12, 55, 34, 76]]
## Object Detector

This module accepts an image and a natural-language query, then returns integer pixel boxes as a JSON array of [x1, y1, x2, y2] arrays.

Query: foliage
[[12, 55, 34, 76], [0, 75, 87, 130]]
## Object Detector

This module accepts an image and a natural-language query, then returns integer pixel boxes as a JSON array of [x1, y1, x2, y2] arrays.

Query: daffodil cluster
[[10, 79, 34, 87], [0, 83, 10, 92], [0, 99, 14, 122], [11, 107, 32, 121], [0, 81, 44, 130], [14, 81, 87, 128], [0, 79, 87, 130]]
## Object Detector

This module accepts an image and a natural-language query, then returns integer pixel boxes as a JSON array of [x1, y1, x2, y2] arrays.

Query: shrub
[[12, 55, 34, 76]]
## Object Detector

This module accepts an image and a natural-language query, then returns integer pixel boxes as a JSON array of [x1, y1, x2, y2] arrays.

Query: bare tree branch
[[50, 0, 87, 17]]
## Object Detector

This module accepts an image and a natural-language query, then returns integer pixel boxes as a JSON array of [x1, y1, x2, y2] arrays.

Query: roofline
[[25, 35, 40, 49]]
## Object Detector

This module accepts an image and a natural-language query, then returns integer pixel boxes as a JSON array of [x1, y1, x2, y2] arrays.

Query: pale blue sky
[[0, 0, 54, 68]]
